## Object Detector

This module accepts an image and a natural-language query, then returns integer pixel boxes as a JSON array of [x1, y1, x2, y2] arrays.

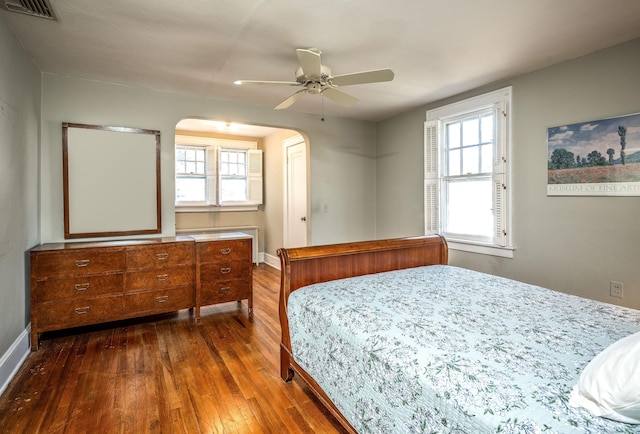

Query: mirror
[[63, 122, 161, 239]]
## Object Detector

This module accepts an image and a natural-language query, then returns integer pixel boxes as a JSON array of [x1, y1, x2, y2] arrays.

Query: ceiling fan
[[234, 48, 394, 110]]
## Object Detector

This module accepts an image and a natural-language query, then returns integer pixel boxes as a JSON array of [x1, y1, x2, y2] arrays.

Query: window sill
[[176, 205, 259, 213], [447, 240, 515, 258]]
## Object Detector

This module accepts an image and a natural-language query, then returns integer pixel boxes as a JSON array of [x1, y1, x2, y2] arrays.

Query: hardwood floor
[[0, 264, 348, 433]]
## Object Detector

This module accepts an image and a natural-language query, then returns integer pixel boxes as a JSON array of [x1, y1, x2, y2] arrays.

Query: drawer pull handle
[[75, 259, 90, 267], [156, 253, 169, 260], [74, 283, 90, 291], [219, 287, 231, 294], [220, 248, 232, 255], [156, 296, 169, 303], [74, 306, 90, 315], [220, 267, 232, 274], [156, 274, 169, 281]]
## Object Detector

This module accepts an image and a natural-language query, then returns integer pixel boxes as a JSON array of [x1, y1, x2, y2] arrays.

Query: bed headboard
[[278, 235, 448, 294]]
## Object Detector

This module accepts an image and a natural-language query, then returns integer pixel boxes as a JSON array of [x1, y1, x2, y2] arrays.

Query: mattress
[[287, 265, 640, 433]]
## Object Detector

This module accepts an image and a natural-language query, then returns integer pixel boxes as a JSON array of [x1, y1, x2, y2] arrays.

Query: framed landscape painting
[[547, 112, 640, 196]]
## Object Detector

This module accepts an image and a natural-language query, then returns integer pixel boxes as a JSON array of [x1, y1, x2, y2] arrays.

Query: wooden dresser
[[192, 233, 253, 318], [30, 234, 253, 350]]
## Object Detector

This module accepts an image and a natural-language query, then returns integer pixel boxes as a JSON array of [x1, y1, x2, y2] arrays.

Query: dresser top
[[31, 236, 194, 252], [190, 232, 252, 242]]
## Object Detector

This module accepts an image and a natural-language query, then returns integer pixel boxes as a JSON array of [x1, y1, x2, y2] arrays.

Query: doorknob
[[301, 216, 306, 221]]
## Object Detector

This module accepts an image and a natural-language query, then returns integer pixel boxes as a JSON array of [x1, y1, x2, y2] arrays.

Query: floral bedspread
[[287, 265, 640, 433]]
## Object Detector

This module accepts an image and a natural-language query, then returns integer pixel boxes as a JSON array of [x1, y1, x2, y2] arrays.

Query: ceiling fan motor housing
[[295, 65, 333, 88]]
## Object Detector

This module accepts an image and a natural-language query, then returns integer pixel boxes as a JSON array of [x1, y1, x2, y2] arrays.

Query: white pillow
[[569, 331, 640, 424]]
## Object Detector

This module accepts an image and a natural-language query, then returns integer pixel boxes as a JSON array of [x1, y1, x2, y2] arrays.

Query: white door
[[284, 138, 307, 248]]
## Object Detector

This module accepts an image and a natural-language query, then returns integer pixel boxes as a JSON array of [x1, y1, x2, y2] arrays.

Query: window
[[175, 137, 263, 210], [425, 87, 513, 257], [219, 148, 248, 202], [175, 146, 206, 202]]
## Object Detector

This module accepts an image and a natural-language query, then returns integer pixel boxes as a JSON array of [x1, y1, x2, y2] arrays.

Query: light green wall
[[0, 19, 40, 356], [40, 74, 377, 250], [375, 37, 640, 309], [262, 129, 299, 258], [375, 107, 426, 238]]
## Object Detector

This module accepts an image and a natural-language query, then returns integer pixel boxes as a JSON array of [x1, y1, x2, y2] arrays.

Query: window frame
[[175, 145, 207, 205], [174, 135, 262, 212], [425, 87, 514, 258], [218, 147, 249, 204]]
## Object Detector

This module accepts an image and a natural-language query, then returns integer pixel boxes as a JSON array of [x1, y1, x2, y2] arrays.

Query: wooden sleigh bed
[[278, 235, 448, 432], [277, 235, 640, 433]]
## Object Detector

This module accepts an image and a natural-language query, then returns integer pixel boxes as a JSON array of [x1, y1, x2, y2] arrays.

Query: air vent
[[1, 0, 58, 20]]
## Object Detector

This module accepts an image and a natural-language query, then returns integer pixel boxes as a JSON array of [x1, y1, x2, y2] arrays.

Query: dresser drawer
[[33, 273, 123, 303], [125, 266, 194, 291], [33, 249, 125, 278], [126, 243, 194, 270], [201, 280, 251, 306], [33, 296, 124, 329], [200, 261, 250, 283], [197, 239, 251, 263], [125, 286, 193, 314]]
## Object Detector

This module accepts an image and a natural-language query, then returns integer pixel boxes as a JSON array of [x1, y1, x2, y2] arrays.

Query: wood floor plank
[[247, 396, 285, 434], [0, 264, 347, 433], [93, 331, 119, 430], [28, 340, 80, 433], [286, 405, 317, 434]]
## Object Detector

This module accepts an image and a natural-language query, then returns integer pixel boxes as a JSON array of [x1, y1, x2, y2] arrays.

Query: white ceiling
[[2, 0, 640, 125]]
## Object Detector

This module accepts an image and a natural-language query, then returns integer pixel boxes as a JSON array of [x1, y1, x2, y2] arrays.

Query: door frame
[[282, 134, 309, 248]]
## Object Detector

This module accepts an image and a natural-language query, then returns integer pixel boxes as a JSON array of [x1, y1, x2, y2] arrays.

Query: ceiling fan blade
[[330, 68, 395, 87], [296, 48, 322, 78], [322, 88, 359, 107], [274, 89, 308, 110], [234, 79, 299, 86]]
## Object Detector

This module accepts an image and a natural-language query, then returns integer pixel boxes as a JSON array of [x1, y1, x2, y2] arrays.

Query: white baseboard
[[263, 252, 280, 270], [0, 324, 31, 396]]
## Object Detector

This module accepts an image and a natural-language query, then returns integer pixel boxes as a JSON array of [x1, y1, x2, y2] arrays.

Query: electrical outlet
[[610, 281, 623, 298]]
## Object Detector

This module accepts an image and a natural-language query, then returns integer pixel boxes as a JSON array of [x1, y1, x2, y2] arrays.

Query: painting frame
[[547, 112, 640, 196]]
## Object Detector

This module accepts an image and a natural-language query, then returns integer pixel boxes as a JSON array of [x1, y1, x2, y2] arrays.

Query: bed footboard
[[277, 235, 448, 430]]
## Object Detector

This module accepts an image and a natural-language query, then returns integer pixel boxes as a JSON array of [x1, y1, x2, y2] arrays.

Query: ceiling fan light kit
[[234, 48, 394, 111]]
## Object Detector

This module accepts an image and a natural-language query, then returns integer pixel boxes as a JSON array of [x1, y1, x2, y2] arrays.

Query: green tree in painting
[[549, 148, 576, 169], [606, 148, 615, 165], [587, 150, 607, 166], [618, 125, 627, 165]]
